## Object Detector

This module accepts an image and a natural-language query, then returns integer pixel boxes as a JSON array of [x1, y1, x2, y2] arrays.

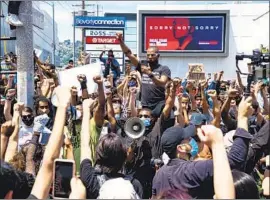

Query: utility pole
[[73, 11, 76, 66], [52, 2, 55, 65], [16, 1, 34, 108], [81, 0, 85, 51], [72, 3, 96, 52]]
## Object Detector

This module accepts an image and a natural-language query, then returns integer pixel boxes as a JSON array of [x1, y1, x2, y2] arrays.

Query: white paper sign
[[57, 62, 103, 96]]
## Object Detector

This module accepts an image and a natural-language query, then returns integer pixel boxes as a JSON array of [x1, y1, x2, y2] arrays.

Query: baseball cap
[[161, 125, 196, 159], [190, 113, 207, 126]]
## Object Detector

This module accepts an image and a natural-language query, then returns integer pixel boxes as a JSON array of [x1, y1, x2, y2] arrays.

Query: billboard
[[84, 29, 125, 72], [74, 16, 126, 28], [85, 36, 120, 44], [138, 11, 230, 57]]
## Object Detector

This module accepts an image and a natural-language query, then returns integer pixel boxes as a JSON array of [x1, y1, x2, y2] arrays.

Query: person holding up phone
[[99, 50, 120, 87], [28, 86, 72, 199], [116, 33, 171, 117]]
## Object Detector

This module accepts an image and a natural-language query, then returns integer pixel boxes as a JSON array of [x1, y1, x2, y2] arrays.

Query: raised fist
[[141, 66, 151, 75], [77, 74, 87, 83], [115, 32, 123, 42], [93, 75, 103, 85], [207, 90, 217, 98], [13, 102, 24, 113], [228, 88, 239, 98]]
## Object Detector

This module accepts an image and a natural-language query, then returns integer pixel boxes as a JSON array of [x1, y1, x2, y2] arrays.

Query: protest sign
[[188, 63, 205, 81], [57, 61, 102, 96]]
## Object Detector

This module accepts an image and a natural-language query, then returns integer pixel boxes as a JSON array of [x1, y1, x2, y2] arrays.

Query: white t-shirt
[[18, 124, 34, 150]]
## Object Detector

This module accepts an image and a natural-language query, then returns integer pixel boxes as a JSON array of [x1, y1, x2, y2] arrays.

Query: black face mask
[[22, 117, 34, 126]]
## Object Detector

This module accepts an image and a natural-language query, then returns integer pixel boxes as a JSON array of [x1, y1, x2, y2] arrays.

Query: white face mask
[[72, 110, 82, 120]]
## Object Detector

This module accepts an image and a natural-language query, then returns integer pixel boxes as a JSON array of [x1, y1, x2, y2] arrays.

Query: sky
[[38, 1, 268, 42]]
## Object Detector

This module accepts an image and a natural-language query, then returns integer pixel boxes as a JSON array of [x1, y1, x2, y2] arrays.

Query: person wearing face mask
[[123, 81, 177, 199], [18, 107, 35, 150], [116, 33, 171, 117]]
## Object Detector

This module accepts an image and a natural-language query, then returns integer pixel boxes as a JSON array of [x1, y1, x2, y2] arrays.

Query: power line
[[33, 29, 53, 47]]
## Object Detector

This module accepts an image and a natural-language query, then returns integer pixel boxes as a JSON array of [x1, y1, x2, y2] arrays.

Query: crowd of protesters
[[0, 31, 269, 199]]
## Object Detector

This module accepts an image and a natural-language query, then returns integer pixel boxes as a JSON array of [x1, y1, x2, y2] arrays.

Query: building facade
[[105, 3, 269, 81], [104, 13, 137, 59], [0, 1, 60, 65]]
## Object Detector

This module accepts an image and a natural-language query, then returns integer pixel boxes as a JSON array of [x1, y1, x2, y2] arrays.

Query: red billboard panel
[[144, 15, 225, 53], [85, 36, 120, 44]]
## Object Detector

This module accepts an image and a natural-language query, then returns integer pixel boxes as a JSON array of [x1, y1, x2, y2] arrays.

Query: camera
[[236, 49, 269, 65]]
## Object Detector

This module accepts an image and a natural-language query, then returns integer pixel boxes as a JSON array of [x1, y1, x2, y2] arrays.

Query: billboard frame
[[138, 9, 230, 57]]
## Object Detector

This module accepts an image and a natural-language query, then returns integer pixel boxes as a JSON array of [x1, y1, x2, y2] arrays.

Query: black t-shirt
[[80, 159, 143, 199], [124, 113, 174, 198], [136, 62, 171, 108]]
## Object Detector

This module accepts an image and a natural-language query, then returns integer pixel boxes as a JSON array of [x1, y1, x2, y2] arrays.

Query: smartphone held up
[[53, 159, 75, 199]]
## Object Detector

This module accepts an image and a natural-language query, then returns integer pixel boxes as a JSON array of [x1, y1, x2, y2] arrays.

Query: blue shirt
[[100, 57, 120, 78]]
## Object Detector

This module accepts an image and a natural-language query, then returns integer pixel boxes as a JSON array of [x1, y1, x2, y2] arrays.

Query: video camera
[[236, 49, 269, 65]]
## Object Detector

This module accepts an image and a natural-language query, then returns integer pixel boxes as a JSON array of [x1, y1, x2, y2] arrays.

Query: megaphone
[[124, 117, 145, 139]]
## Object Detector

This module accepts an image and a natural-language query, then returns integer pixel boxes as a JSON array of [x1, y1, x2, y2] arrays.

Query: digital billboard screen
[[142, 13, 227, 54]]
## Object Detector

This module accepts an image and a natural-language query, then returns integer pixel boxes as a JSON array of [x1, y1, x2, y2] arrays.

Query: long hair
[[232, 170, 259, 199], [34, 96, 55, 129], [95, 133, 127, 174]]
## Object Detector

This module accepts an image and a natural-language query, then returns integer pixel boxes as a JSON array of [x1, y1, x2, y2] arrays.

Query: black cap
[[161, 125, 196, 159]]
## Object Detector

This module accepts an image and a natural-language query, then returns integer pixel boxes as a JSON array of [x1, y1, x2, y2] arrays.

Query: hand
[[13, 102, 24, 113], [0, 98, 5, 105], [228, 88, 239, 98], [33, 114, 50, 133], [8, 74, 15, 81], [0, 121, 15, 137], [186, 80, 194, 89], [54, 86, 71, 108], [173, 78, 181, 87], [71, 86, 78, 97], [177, 93, 183, 101], [129, 87, 137, 94], [238, 96, 253, 118], [77, 74, 87, 83], [64, 135, 72, 147], [6, 89, 16, 100], [199, 80, 208, 89], [7, 88, 16, 96], [254, 80, 263, 93], [69, 177, 86, 199], [93, 75, 103, 85], [207, 90, 217, 99], [141, 65, 152, 75], [197, 125, 224, 148], [115, 32, 123, 42]]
